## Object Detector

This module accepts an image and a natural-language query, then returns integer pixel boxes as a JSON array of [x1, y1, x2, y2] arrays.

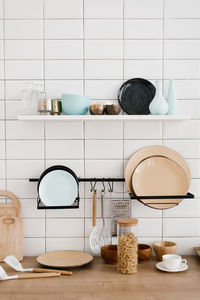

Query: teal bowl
[[61, 94, 90, 115]]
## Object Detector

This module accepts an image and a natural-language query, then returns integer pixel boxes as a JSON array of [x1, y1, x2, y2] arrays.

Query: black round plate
[[118, 78, 156, 115]]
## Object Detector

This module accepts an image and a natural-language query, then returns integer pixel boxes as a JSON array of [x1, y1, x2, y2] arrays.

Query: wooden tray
[[194, 247, 200, 256], [37, 250, 93, 268]]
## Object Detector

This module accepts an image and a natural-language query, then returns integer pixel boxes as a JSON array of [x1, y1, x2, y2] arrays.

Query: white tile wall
[[1, 0, 200, 256]]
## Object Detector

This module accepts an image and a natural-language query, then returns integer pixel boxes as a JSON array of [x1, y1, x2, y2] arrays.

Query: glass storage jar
[[117, 218, 138, 274]]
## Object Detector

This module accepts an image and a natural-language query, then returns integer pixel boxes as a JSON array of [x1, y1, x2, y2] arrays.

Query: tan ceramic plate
[[125, 145, 191, 195], [132, 156, 188, 209], [37, 250, 93, 268]]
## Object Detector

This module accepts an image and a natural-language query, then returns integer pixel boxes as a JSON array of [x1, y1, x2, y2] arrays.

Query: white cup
[[162, 254, 187, 270]]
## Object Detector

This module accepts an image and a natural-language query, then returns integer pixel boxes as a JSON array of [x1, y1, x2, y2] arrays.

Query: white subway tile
[[46, 218, 84, 238], [6, 121, 44, 139], [163, 120, 200, 139], [0, 180, 5, 190], [46, 198, 84, 218], [163, 140, 200, 159], [46, 238, 84, 252], [4, 0, 43, 19], [85, 218, 103, 238], [164, 40, 200, 59], [85, 40, 123, 60], [0, 141, 5, 159], [5, 40, 43, 60], [6, 101, 20, 120], [0, 0, 3, 19], [137, 218, 161, 237], [163, 198, 200, 218], [5, 61, 43, 80], [0, 101, 4, 119], [46, 140, 83, 159], [84, 0, 123, 18], [0, 21, 3, 39], [5, 80, 44, 100], [124, 40, 162, 59], [20, 199, 45, 218], [7, 180, 37, 199], [5, 20, 43, 39], [0, 121, 5, 139], [7, 140, 44, 159], [177, 100, 200, 119], [23, 219, 45, 238], [0, 81, 4, 99], [84, 182, 125, 199], [85, 160, 124, 178], [165, 19, 200, 39], [84, 20, 123, 39], [186, 159, 200, 178], [85, 198, 101, 218], [45, 60, 83, 80], [164, 60, 200, 79], [45, 40, 83, 59], [45, 80, 83, 98], [164, 80, 200, 100], [165, 0, 200, 18], [124, 121, 162, 139], [132, 200, 161, 218], [45, 121, 83, 139], [124, 20, 162, 39], [0, 41, 3, 59], [85, 140, 123, 159], [164, 237, 198, 256], [85, 120, 123, 139], [44, 0, 83, 18], [45, 20, 83, 39], [24, 238, 45, 256], [163, 218, 199, 237], [124, 140, 162, 159], [85, 60, 123, 80], [46, 160, 84, 177], [124, 0, 163, 18], [85, 80, 122, 100], [190, 179, 200, 197], [0, 160, 5, 179], [0, 61, 4, 79], [7, 160, 44, 179]]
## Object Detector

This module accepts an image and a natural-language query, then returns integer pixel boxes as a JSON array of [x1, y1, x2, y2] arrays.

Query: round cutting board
[[37, 251, 93, 268]]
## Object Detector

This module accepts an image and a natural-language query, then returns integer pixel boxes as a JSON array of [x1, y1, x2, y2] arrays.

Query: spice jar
[[117, 218, 138, 274]]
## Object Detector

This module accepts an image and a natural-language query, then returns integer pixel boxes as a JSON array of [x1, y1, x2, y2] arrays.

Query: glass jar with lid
[[117, 218, 138, 274]]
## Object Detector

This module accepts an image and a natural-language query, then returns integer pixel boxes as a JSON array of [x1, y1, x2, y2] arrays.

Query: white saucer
[[156, 262, 188, 273]]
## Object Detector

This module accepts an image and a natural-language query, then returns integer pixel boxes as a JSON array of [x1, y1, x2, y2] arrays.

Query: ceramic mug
[[162, 254, 187, 270]]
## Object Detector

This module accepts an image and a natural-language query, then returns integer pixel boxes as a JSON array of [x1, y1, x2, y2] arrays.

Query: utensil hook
[[108, 181, 114, 193], [101, 180, 105, 193], [90, 180, 97, 192]]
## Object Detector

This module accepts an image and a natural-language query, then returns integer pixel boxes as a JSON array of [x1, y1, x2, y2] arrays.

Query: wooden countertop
[[1, 256, 200, 300]]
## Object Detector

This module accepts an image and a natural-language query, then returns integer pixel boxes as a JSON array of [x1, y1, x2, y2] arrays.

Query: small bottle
[[117, 218, 138, 274]]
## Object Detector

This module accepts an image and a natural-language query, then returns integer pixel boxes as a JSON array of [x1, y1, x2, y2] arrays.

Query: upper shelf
[[17, 115, 191, 122]]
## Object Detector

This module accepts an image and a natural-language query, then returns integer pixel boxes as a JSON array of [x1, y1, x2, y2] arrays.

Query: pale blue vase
[[149, 80, 168, 115], [167, 79, 177, 115]]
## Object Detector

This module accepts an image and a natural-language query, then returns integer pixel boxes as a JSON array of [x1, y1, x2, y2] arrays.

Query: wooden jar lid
[[117, 218, 138, 227]]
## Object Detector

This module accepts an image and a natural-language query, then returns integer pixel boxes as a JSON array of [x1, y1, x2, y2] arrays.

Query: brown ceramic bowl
[[153, 241, 177, 261], [105, 104, 121, 115], [90, 104, 105, 115], [138, 244, 152, 262], [101, 245, 118, 265]]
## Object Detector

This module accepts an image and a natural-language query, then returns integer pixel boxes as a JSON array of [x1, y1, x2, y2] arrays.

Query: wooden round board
[[37, 250, 93, 268]]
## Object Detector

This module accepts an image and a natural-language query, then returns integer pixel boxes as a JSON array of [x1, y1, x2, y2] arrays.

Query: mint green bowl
[[61, 94, 90, 115]]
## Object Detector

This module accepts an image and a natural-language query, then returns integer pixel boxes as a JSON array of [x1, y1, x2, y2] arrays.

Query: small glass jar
[[117, 218, 138, 274]]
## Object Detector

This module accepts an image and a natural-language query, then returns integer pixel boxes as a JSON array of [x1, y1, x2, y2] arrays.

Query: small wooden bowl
[[153, 241, 177, 261], [90, 104, 105, 115], [105, 105, 121, 115], [101, 245, 118, 265], [138, 244, 152, 262]]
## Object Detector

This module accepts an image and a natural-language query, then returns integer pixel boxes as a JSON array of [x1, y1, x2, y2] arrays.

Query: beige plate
[[132, 156, 188, 209], [37, 250, 93, 268], [125, 145, 191, 195]]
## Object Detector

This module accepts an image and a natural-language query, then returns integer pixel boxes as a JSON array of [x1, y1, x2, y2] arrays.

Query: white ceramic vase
[[167, 79, 177, 115], [149, 80, 168, 115]]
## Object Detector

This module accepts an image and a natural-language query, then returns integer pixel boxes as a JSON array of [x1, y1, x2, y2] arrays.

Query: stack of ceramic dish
[[125, 145, 191, 209]]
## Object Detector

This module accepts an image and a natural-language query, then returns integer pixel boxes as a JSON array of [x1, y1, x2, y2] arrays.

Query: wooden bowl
[[138, 244, 152, 262], [101, 245, 118, 265], [90, 104, 105, 115], [153, 241, 177, 261], [105, 105, 121, 115]]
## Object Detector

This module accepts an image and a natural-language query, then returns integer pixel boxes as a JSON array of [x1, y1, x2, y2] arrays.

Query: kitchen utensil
[[125, 145, 191, 196], [0, 266, 60, 281], [61, 94, 90, 115], [99, 191, 109, 247], [111, 200, 131, 236], [52, 99, 62, 115], [38, 165, 79, 208], [132, 156, 188, 209], [101, 245, 118, 265], [156, 261, 188, 273], [162, 254, 187, 270], [37, 250, 93, 268], [38, 99, 52, 115], [89, 189, 100, 254], [4, 255, 72, 276], [153, 241, 177, 261], [105, 104, 121, 115], [0, 190, 23, 262], [90, 104, 105, 115], [118, 78, 155, 115], [138, 244, 152, 262]]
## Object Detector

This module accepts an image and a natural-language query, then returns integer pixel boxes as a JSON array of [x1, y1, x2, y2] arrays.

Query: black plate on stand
[[118, 78, 156, 115]]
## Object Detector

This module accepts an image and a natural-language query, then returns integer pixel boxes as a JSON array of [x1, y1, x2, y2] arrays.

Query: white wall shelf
[[17, 115, 191, 122]]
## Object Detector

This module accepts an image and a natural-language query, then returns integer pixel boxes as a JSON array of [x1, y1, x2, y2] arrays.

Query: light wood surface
[[33, 268, 72, 275], [17, 272, 61, 279], [0, 256, 200, 300]]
